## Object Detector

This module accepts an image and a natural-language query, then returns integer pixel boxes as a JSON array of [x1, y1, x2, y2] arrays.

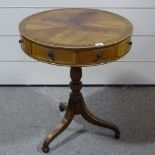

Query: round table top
[[19, 8, 133, 50]]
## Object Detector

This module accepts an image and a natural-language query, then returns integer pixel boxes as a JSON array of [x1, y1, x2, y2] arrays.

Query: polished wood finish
[[19, 8, 133, 153], [19, 8, 133, 67], [42, 102, 75, 153], [42, 67, 120, 153]]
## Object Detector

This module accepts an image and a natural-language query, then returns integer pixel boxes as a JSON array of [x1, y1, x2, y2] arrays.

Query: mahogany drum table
[[19, 8, 133, 153]]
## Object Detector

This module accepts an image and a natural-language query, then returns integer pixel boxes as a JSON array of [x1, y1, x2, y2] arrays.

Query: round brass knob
[[47, 51, 55, 61], [96, 53, 103, 61], [19, 39, 23, 44], [129, 41, 132, 45]]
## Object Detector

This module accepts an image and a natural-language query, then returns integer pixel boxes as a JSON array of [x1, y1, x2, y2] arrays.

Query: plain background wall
[[0, 0, 155, 84]]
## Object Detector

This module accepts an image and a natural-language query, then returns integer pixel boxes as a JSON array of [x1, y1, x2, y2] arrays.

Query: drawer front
[[116, 37, 131, 57], [31, 43, 74, 65], [20, 36, 32, 56], [76, 47, 115, 65], [76, 37, 131, 65], [20, 36, 132, 66]]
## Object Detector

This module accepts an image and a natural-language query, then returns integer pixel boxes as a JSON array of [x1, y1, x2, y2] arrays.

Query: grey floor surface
[[0, 86, 155, 155]]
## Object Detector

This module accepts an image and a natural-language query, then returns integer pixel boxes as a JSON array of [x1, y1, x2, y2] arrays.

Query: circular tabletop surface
[[19, 8, 133, 50]]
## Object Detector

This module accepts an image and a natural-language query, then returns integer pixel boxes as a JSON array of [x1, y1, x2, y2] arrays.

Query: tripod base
[[42, 67, 120, 153]]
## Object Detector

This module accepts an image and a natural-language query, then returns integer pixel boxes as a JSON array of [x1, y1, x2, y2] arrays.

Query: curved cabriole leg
[[42, 104, 75, 153], [80, 102, 120, 139]]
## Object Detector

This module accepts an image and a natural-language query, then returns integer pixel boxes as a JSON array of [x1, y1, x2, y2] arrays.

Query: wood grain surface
[[19, 8, 133, 49]]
